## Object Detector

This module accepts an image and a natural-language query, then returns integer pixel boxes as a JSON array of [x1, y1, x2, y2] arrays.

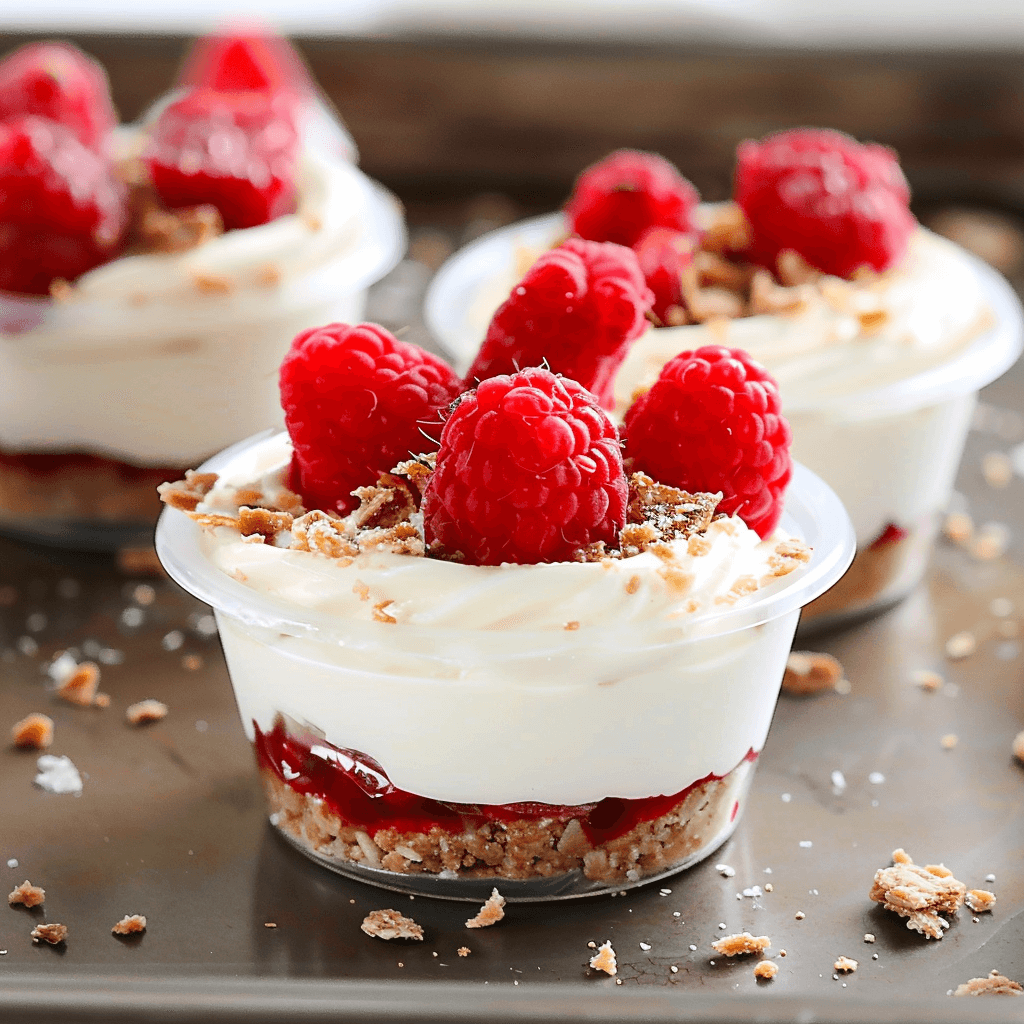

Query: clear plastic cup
[[156, 433, 854, 901], [0, 157, 405, 552], [425, 214, 1024, 632]]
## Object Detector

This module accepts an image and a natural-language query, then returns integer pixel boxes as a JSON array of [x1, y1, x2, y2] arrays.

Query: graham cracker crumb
[[776, 249, 822, 287], [564, 620, 580, 630], [941, 733, 959, 750], [360, 909, 424, 941], [31, 923, 67, 945], [712, 932, 771, 957], [869, 848, 966, 939], [238, 506, 293, 542], [834, 955, 858, 972], [466, 888, 506, 929], [125, 700, 169, 726], [372, 601, 397, 624], [57, 662, 101, 707], [11, 713, 53, 750], [863, 933, 875, 943], [754, 960, 778, 980], [457, 946, 470, 957], [192, 272, 233, 295], [701, 203, 751, 254], [290, 511, 359, 560], [857, 309, 889, 333], [626, 575, 641, 595], [749, 268, 810, 316], [782, 652, 845, 695], [256, 263, 281, 287], [112, 914, 147, 935], [158, 471, 219, 512], [353, 580, 370, 601], [954, 971, 1023, 996], [351, 479, 417, 531], [392, 454, 436, 498], [913, 669, 943, 692], [1013, 730, 1024, 763], [589, 940, 617, 976], [8, 881, 45, 908], [136, 198, 223, 254], [945, 631, 976, 660], [625, 473, 720, 550], [264, 922, 277, 928], [94, 693, 111, 708], [965, 889, 996, 913]]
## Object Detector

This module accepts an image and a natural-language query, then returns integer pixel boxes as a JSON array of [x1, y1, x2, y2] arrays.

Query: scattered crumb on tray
[[465, 887, 506, 929], [360, 909, 424, 941], [56, 662, 102, 707], [863, 933, 875, 943], [782, 652, 845, 695], [112, 914, 146, 935], [754, 960, 778, 980], [941, 733, 959, 750], [945, 631, 976, 660], [125, 700, 169, 726], [589, 940, 617, 976], [31, 922, 67, 945], [954, 971, 1023, 996], [912, 669, 943, 692], [457, 946, 470, 957], [965, 889, 997, 913], [11, 713, 53, 750], [711, 932, 771, 957], [981, 451, 1014, 488], [869, 848, 966, 939], [7, 881, 45, 908], [834, 955, 858, 973]]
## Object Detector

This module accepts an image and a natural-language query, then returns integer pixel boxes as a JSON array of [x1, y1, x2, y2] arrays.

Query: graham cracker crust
[[261, 758, 752, 885]]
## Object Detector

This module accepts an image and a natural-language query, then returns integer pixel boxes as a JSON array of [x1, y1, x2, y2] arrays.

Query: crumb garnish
[[11, 713, 53, 750], [30, 923, 67, 945], [360, 909, 424, 941], [126, 700, 169, 726], [754, 960, 778, 980], [782, 652, 845, 695], [589, 939, 617, 976], [457, 946, 470, 957], [712, 932, 771, 957], [466, 888, 505, 929], [834, 955, 857, 972], [157, 471, 219, 512], [8, 881, 45, 908], [56, 661, 102, 707], [134, 195, 223, 254], [965, 889, 996, 913], [869, 848, 966, 939], [112, 914, 147, 935], [954, 971, 1023, 996]]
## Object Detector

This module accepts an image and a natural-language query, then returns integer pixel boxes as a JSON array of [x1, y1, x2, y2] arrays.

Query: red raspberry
[[633, 226, 694, 327], [624, 346, 791, 539], [564, 150, 700, 249], [280, 323, 463, 515], [464, 237, 653, 410], [0, 42, 116, 151], [0, 116, 126, 293], [734, 128, 915, 279], [422, 368, 627, 566], [178, 30, 312, 95], [145, 88, 299, 231]]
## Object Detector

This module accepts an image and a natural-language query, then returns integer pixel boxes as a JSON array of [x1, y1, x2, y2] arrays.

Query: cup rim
[[424, 210, 1023, 417], [156, 431, 856, 646]]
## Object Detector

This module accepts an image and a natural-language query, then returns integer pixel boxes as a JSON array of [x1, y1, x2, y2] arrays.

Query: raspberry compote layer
[[255, 715, 756, 887]]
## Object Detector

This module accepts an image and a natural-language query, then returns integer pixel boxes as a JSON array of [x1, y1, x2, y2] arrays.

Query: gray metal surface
[[1, 318, 1023, 1024]]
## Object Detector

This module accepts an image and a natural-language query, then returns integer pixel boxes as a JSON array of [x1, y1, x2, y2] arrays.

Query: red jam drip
[[254, 719, 757, 846], [0, 446, 190, 482]]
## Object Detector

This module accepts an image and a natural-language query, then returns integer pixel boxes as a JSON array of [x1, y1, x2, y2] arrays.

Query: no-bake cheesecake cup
[[0, 149, 404, 551], [425, 212, 1024, 632], [157, 431, 854, 901]]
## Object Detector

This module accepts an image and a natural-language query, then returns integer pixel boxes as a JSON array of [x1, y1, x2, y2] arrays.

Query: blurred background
[[2, 0, 1023, 330]]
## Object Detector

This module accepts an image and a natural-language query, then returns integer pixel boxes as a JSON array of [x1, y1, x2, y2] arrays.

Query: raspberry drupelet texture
[[0, 115, 127, 293], [633, 225, 694, 327], [734, 127, 915, 279], [0, 42, 116, 152], [179, 31, 312, 95], [464, 237, 653, 410], [422, 368, 628, 566], [564, 149, 700, 249], [280, 323, 463, 516], [145, 88, 299, 231], [624, 346, 791, 539]]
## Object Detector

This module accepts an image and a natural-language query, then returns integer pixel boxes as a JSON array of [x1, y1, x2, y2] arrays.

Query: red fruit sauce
[[254, 719, 756, 847]]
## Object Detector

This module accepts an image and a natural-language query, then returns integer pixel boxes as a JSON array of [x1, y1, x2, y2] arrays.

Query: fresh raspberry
[[0, 42, 116, 151], [633, 226, 695, 327], [623, 346, 791, 539], [422, 368, 627, 566], [734, 128, 915, 279], [178, 30, 312, 95], [280, 323, 463, 515], [0, 116, 126, 293], [145, 88, 299, 231], [464, 237, 653, 410], [564, 150, 700, 249]]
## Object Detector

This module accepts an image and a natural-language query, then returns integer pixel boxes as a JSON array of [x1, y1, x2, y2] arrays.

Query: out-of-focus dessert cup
[[425, 211, 1023, 632], [157, 430, 853, 900]]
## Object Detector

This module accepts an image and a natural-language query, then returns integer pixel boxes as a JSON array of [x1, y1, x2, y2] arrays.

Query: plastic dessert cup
[[157, 433, 854, 901], [425, 213, 1024, 633], [0, 156, 405, 552]]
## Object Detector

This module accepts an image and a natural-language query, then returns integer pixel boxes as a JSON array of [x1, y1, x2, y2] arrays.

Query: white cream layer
[[195, 432, 808, 805], [0, 154, 392, 466]]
